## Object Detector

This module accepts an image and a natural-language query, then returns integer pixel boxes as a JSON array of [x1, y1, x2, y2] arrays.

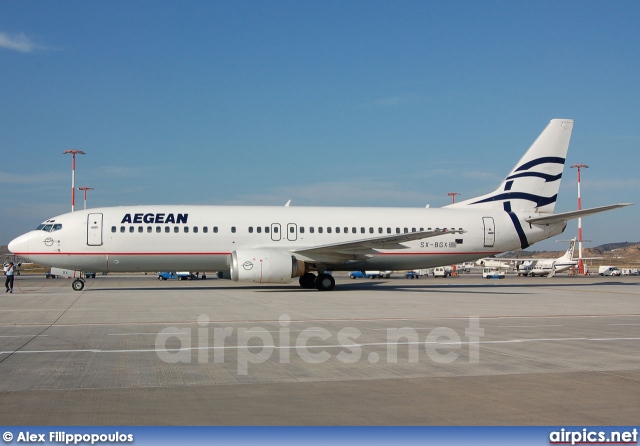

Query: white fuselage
[[9, 205, 566, 274]]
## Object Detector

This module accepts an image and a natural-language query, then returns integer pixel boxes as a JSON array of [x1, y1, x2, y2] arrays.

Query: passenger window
[[404, 228, 408, 233], [174, 227, 179, 233], [193, 226, 198, 233], [336, 227, 340, 233], [319, 227, 323, 234], [273, 226, 278, 233], [147, 226, 152, 233], [396, 228, 400, 234], [248, 226, 253, 233], [379, 228, 383, 234], [387, 228, 391, 234], [265, 227, 270, 234], [344, 227, 348, 233], [412, 228, 416, 232], [156, 227, 161, 233], [129, 227, 135, 233], [120, 226, 125, 233], [290, 226, 295, 233], [111, 226, 116, 233], [138, 227, 143, 233], [299, 227, 304, 234], [369, 227, 374, 233], [203, 227, 208, 234], [231, 227, 236, 233], [165, 227, 170, 233], [310, 227, 314, 234], [327, 227, 332, 233], [213, 226, 218, 233], [184, 227, 189, 233], [352, 227, 357, 234], [361, 227, 365, 233], [257, 227, 261, 233]]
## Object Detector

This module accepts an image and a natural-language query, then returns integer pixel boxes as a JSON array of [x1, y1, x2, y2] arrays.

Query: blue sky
[[1, 1, 638, 250]]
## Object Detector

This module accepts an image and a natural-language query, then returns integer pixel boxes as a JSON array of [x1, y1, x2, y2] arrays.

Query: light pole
[[447, 192, 460, 204], [63, 150, 86, 212], [78, 187, 93, 210], [570, 164, 589, 274]]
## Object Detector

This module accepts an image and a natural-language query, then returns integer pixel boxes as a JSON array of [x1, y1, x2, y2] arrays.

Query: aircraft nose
[[8, 233, 31, 255]]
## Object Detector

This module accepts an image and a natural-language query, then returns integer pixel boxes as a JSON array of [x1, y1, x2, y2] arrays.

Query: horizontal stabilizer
[[526, 203, 632, 225]]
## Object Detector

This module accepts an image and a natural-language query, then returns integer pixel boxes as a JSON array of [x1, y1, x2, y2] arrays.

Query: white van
[[598, 266, 621, 276], [433, 266, 451, 278]]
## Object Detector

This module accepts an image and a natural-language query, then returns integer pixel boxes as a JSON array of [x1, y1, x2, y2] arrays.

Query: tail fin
[[448, 119, 574, 213], [559, 238, 576, 262]]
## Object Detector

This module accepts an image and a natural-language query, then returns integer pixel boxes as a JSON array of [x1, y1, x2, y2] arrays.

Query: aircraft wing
[[292, 229, 465, 262], [526, 203, 632, 225]]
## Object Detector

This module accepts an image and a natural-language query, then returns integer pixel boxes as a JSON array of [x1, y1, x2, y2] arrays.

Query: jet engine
[[230, 249, 305, 283]]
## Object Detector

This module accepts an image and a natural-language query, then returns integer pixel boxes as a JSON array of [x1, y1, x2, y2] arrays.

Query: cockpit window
[[36, 223, 63, 232]]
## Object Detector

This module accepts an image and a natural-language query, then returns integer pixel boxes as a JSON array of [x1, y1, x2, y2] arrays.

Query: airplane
[[474, 257, 513, 270], [8, 119, 632, 291], [499, 238, 578, 277]]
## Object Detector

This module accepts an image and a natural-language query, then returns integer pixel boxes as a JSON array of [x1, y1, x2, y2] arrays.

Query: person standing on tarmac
[[5, 262, 14, 293]]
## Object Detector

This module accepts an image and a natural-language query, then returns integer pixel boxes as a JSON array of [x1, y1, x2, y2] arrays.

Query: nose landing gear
[[72, 278, 85, 291]]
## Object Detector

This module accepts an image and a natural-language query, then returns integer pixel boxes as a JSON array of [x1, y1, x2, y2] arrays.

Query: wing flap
[[292, 228, 465, 261]]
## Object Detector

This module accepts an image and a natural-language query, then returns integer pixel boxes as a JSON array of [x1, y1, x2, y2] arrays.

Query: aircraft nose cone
[[8, 233, 30, 255]]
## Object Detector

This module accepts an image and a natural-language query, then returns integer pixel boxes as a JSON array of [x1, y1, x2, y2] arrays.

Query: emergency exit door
[[87, 213, 103, 246], [483, 217, 495, 247]]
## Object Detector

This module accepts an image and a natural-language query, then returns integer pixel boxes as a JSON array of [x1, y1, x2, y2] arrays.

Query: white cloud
[[0, 32, 37, 53]]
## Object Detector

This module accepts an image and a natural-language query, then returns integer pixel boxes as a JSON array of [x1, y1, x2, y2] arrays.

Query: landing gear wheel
[[315, 273, 335, 291], [72, 279, 85, 291], [299, 273, 317, 289]]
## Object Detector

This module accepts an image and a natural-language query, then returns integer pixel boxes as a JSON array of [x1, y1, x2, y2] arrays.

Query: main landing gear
[[298, 272, 335, 291]]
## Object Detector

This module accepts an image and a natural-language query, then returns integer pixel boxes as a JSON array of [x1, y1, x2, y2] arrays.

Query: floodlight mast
[[78, 187, 93, 210], [63, 150, 86, 212], [447, 192, 460, 204], [570, 164, 589, 274]]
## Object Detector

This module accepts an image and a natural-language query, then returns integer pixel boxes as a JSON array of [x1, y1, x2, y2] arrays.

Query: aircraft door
[[483, 217, 495, 247], [271, 223, 281, 241], [287, 223, 297, 241], [87, 213, 104, 246]]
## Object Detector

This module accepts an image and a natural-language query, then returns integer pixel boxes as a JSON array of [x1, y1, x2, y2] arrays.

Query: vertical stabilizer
[[559, 238, 577, 262], [448, 119, 574, 213]]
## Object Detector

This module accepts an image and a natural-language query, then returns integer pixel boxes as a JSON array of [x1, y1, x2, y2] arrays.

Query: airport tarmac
[[0, 273, 638, 425]]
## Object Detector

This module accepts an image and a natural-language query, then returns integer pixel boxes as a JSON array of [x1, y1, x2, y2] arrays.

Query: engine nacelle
[[230, 249, 305, 283]]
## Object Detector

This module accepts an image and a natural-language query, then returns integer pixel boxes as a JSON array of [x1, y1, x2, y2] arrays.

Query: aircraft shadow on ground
[[79, 280, 637, 294]]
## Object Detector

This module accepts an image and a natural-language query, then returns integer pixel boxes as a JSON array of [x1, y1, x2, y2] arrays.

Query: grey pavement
[[0, 274, 638, 425]]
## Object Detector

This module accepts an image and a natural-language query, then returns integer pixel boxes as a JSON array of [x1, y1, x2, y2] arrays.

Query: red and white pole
[[63, 150, 86, 212], [571, 164, 589, 274], [78, 187, 93, 210]]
